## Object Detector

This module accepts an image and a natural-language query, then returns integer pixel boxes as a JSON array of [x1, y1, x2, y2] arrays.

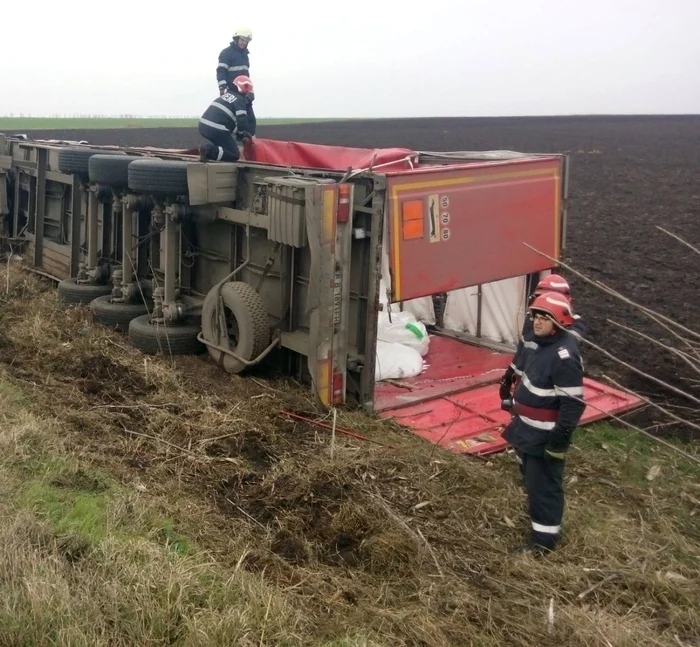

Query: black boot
[[199, 143, 216, 162], [511, 542, 553, 558]]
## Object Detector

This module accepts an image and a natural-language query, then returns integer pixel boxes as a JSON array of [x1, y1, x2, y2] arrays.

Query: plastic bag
[[377, 310, 431, 357], [401, 297, 436, 326], [374, 340, 425, 381]]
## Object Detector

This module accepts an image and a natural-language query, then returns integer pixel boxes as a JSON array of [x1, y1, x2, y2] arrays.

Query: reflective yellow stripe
[[322, 187, 336, 245]]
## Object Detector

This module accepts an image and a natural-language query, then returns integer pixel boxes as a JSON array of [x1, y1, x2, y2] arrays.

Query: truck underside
[[0, 133, 641, 456]]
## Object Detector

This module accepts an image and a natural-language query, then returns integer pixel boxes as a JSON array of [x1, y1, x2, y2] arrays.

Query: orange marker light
[[401, 199, 424, 240]]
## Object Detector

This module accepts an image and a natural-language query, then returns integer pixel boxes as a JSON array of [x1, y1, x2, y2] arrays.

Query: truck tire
[[127, 159, 189, 196], [58, 147, 124, 176], [88, 154, 143, 187], [128, 314, 205, 356], [57, 277, 113, 305], [90, 295, 152, 333], [201, 281, 270, 374]]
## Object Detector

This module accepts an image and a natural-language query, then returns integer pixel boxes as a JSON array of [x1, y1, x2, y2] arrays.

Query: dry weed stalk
[[525, 231, 700, 464], [523, 242, 700, 342]]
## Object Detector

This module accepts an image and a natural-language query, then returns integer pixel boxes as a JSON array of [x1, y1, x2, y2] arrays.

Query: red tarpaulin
[[244, 137, 418, 172]]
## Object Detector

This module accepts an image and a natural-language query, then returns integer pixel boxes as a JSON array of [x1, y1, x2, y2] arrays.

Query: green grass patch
[[575, 422, 699, 484], [13, 456, 196, 559], [19, 463, 113, 544], [0, 379, 33, 408], [157, 519, 195, 556], [0, 116, 345, 130]]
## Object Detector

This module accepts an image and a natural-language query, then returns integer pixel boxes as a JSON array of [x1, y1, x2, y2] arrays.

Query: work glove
[[219, 86, 227, 96], [237, 131, 253, 142], [248, 92, 255, 102], [499, 366, 515, 400], [545, 426, 571, 461], [544, 447, 566, 461]]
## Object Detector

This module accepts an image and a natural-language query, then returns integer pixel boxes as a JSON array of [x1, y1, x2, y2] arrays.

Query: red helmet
[[534, 273, 571, 296], [529, 291, 574, 327], [233, 75, 254, 95]]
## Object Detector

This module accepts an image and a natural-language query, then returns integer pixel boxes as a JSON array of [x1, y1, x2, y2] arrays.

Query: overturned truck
[[0, 133, 639, 455]]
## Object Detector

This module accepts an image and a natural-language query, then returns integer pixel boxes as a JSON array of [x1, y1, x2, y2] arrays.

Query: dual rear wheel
[[56, 154, 270, 369], [59, 280, 270, 371]]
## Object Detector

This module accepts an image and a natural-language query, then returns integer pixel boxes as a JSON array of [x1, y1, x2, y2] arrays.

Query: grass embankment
[[0, 117, 338, 130], [0, 263, 697, 646]]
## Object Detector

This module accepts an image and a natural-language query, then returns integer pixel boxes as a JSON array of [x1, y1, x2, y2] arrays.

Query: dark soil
[[20, 115, 700, 429]]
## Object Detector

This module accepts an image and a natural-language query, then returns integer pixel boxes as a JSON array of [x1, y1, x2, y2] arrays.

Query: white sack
[[377, 310, 430, 357], [374, 340, 426, 381]]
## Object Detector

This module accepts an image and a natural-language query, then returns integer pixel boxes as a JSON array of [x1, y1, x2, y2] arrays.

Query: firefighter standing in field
[[198, 76, 256, 163], [501, 291, 586, 555], [499, 273, 586, 401]]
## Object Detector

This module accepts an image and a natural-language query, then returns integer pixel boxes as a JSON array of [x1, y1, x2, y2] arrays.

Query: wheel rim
[[223, 305, 240, 347]]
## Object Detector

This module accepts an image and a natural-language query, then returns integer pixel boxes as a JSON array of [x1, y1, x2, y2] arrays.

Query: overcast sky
[[2, 0, 699, 119]]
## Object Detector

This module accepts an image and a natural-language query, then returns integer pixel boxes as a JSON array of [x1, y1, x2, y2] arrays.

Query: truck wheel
[[58, 147, 124, 177], [88, 154, 143, 187], [127, 159, 189, 196], [57, 277, 113, 305], [128, 314, 205, 356], [201, 281, 270, 374], [90, 295, 152, 333]]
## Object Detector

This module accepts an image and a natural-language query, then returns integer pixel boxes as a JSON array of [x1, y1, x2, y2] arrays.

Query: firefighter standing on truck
[[501, 291, 586, 555], [198, 76, 256, 163], [217, 27, 253, 94], [216, 27, 257, 129], [500, 273, 586, 402]]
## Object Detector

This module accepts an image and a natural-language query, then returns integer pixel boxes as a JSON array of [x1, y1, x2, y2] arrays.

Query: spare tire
[[127, 159, 189, 196], [58, 147, 125, 176], [201, 281, 271, 373], [89, 154, 143, 187]]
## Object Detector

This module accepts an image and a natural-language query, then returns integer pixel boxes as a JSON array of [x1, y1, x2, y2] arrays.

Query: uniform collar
[[230, 40, 249, 52], [534, 328, 568, 347]]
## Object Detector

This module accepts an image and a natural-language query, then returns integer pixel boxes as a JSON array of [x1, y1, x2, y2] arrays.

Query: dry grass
[[0, 263, 697, 646]]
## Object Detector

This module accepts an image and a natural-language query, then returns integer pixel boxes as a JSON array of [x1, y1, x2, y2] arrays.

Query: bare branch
[[371, 492, 444, 577], [120, 425, 195, 456], [656, 226, 700, 257], [639, 308, 700, 361], [601, 374, 700, 434], [607, 319, 700, 378], [578, 572, 619, 601], [569, 391, 700, 467], [523, 243, 700, 342], [119, 424, 242, 465], [578, 544, 669, 600], [225, 497, 268, 531], [578, 335, 700, 407]]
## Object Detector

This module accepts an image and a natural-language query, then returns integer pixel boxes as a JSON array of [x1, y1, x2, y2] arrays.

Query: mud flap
[[305, 183, 354, 408]]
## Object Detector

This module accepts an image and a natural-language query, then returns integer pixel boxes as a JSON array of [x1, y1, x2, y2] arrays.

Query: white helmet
[[233, 27, 253, 41]]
